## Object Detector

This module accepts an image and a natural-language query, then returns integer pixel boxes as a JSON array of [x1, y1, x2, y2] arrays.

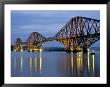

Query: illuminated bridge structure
[[13, 16, 100, 52]]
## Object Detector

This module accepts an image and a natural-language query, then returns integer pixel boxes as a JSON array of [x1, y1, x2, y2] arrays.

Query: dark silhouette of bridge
[[13, 16, 100, 52]]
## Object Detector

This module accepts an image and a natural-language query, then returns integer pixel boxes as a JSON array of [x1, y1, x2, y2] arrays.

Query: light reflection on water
[[11, 50, 100, 77]]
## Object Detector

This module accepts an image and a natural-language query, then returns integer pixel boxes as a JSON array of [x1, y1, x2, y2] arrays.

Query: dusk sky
[[11, 10, 100, 47]]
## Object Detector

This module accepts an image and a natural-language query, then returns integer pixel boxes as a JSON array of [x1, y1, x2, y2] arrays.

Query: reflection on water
[[34, 53, 37, 72], [87, 51, 90, 72], [92, 54, 95, 74], [29, 53, 32, 71], [20, 52, 23, 72], [11, 49, 100, 77], [77, 52, 83, 74], [70, 52, 73, 74], [40, 50, 43, 74]]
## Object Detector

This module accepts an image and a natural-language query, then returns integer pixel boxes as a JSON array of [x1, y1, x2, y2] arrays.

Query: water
[[11, 49, 100, 77]]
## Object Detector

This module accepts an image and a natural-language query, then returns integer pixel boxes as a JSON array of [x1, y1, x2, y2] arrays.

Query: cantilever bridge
[[13, 16, 100, 52]]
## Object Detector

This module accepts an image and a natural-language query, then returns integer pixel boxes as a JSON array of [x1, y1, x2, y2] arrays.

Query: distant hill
[[43, 47, 100, 51], [43, 47, 65, 51]]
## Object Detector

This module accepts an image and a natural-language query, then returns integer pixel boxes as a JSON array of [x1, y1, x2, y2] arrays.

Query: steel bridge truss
[[26, 32, 47, 50], [13, 16, 100, 52], [55, 16, 100, 51]]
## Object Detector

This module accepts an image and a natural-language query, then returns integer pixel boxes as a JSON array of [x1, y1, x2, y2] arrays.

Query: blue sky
[[11, 10, 100, 47]]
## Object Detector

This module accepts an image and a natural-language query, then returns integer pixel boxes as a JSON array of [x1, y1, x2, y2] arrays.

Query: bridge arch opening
[[40, 41, 65, 51], [90, 40, 100, 48]]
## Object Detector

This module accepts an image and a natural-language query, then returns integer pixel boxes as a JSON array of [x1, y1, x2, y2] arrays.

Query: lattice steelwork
[[14, 38, 23, 47], [13, 38, 24, 51], [26, 32, 47, 50], [54, 16, 100, 51], [13, 16, 100, 52]]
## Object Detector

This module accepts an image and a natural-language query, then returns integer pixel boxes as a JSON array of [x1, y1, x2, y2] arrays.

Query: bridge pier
[[83, 48, 88, 53], [66, 47, 88, 53], [66, 48, 82, 53]]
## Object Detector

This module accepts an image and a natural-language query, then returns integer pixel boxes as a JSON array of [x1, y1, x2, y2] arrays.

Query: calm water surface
[[11, 49, 100, 77]]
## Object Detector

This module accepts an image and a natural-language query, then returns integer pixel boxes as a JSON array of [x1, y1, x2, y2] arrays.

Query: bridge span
[[12, 16, 100, 52]]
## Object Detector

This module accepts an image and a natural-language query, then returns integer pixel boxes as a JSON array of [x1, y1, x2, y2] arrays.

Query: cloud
[[11, 23, 64, 36], [11, 10, 100, 19]]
